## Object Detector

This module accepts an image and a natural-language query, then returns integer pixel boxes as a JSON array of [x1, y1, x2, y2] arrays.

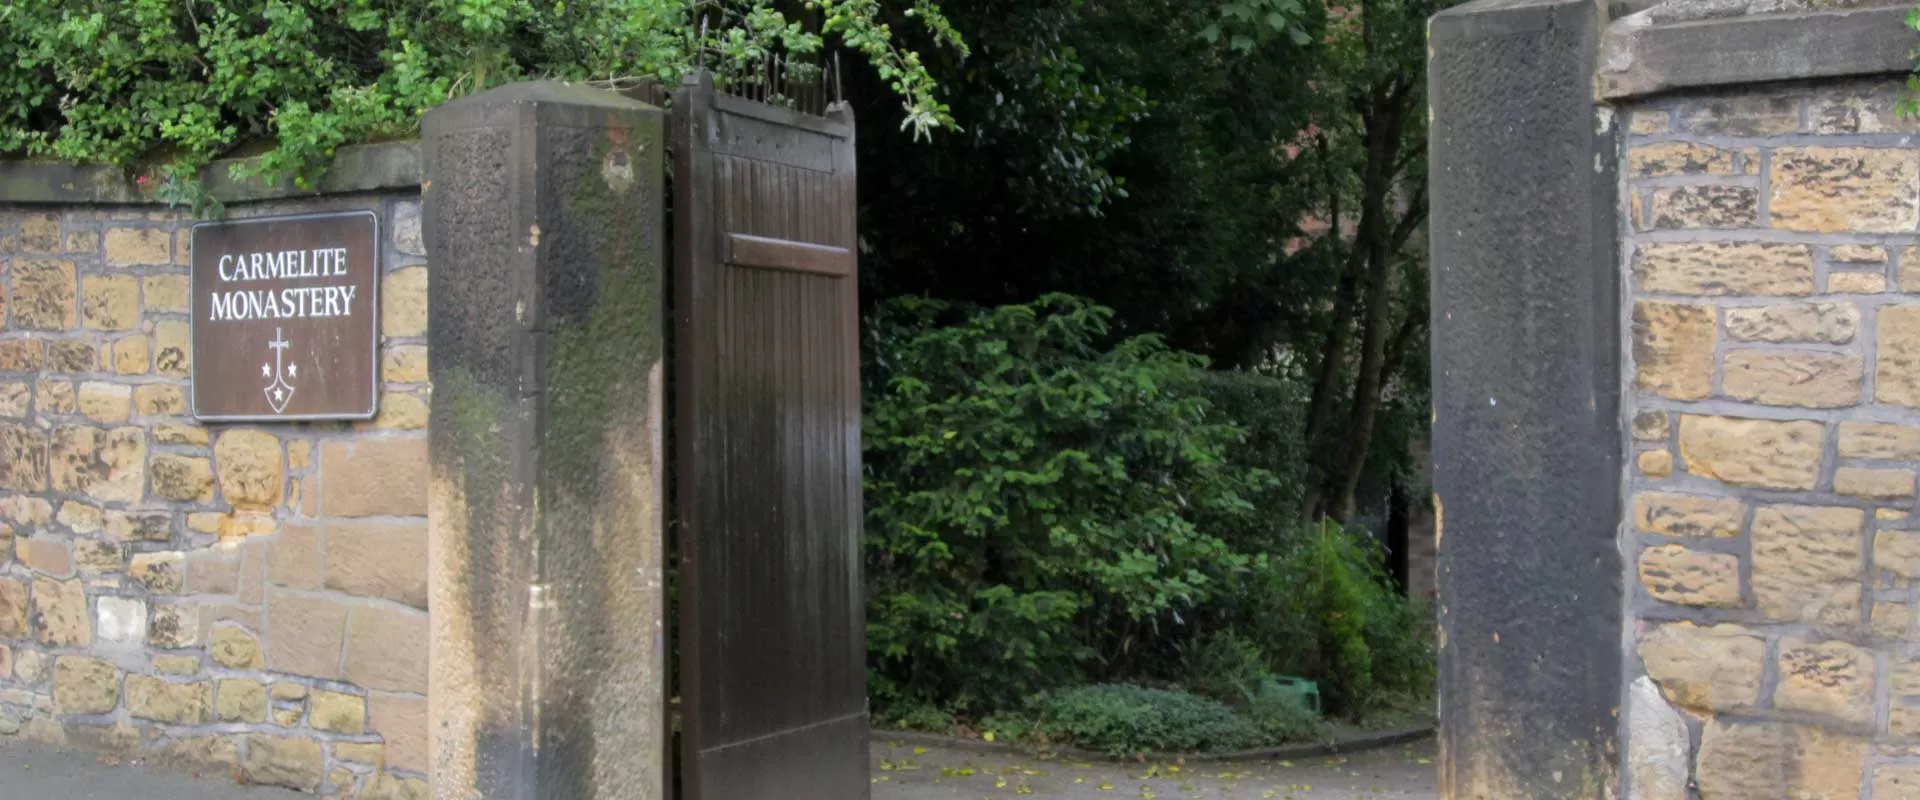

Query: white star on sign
[[288, 364, 297, 378], [274, 387, 284, 401], [262, 363, 271, 377]]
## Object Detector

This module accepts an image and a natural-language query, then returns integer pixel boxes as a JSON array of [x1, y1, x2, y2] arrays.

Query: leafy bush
[[1192, 370, 1310, 525], [1038, 684, 1262, 756], [0, 0, 962, 203], [863, 295, 1273, 713], [1244, 681, 1325, 742], [1181, 631, 1273, 708], [1241, 520, 1434, 714]]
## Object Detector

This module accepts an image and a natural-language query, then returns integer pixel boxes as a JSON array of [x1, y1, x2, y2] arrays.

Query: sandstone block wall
[[1623, 78, 1920, 798], [0, 194, 430, 799]]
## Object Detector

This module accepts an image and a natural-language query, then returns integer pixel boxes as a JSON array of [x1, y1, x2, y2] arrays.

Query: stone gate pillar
[[421, 82, 668, 799], [1433, 0, 1920, 797]]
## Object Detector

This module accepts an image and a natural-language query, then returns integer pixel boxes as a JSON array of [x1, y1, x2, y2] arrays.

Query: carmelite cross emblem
[[261, 328, 297, 413]]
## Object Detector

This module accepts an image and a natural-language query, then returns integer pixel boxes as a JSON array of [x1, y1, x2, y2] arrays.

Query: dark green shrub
[[1191, 370, 1310, 526], [1038, 684, 1262, 756], [1244, 680, 1326, 742], [1181, 631, 1272, 707], [862, 295, 1273, 714], [1244, 520, 1434, 715]]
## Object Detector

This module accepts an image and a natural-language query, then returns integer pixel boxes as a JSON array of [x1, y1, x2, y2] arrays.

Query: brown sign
[[190, 211, 380, 421]]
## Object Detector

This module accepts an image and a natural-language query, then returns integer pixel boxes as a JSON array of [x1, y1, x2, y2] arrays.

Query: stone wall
[[1622, 77, 1920, 798], [0, 191, 431, 798]]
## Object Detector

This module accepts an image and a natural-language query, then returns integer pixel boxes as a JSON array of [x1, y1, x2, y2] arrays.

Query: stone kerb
[[0, 145, 432, 799]]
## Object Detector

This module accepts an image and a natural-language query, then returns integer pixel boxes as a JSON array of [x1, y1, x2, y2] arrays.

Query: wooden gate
[[670, 71, 868, 800]]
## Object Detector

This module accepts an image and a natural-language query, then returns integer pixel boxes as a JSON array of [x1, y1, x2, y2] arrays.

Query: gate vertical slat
[[672, 71, 869, 800]]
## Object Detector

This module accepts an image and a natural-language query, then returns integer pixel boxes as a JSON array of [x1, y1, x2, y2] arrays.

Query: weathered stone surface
[[1633, 411, 1671, 442], [1771, 147, 1920, 233], [1874, 602, 1909, 639], [1775, 639, 1875, 726], [1629, 111, 1671, 135], [271, 682, 307, 701], [344, 605, 428, 692], [1637, 449, 1673, 478], [1696, 721, 1865, 799], [1827, 271, 1887, 294], [75, 381, 132, 424], [52, 656, 120, 715], [1831, 244, 1887, 263], [368, 692, 426, 772], [148, 734, 242, 773], [1648, 185, 1758, 229], [105, 510, 171, 543], [57, 501, 101, 534], [91, 594, 140, 644], [73, 540, 121, 574], [134, 384, 187, 417], [216, 679, 267, 723], [147, 604, 197, 649], [153, 320, 190, 378], [47, 340, 94, 372], [362, 773, 428, 800], [214, 429, 282, 510], [381, 345, 428, 383], [1753, 505, 1866, 627], [244, 734, 324, 791], [0, 423, 48, 492], [48, 425, 146, 504], [1876, 765, 1920, 798], [1812, 82, 1920, 134], [1835, 466, 1914, 499], [1639, 622, 1765, 713], [1725, 302, 1858, 344], [1877, 530, 1920, 579], [325, 521, 427, 607], [392, 200, 425, 255], [20, 537, 72, 576], [1635, 242, 1814, 297], [30, 576, 88, 647], [0, 340, 43, 372], [0, 382, 29, 418], [10, 260, 76, 330], [334, 741, 383, 764], [320, 438, 428, 517], [1683, 94, 1801, 136], [33, 380, 72, 414], [0, 577, 27, 638], [1627, 676, 1688, 800], [19, 214, 59, 253], [366, 391, 428, 430], [310, 689, 365, 733], [1628, 142, 1738, 177], [1877, 305, 1920, 407], [147, 455, 214, 504], [265, 591, 350, 679], [1840, 421, 1920, 459], [1639, 545, 1742, 608], [104, 228, 170, 267], [12, 648, 46, 683], [152, 654, 200, 676], [151, 422, 206, 446], [80, 275, 139, 331], [210, 623, 264, 669], [129, 552, 184, 594], [1678, 416, 1824, 490], [143, 274, 190, 313], [1633, 301, 1716, 400], [1721, 350, 1862, 408], [266, 524, 322, 590], [125, 675, 209, 724], [382, 266, 427, 337]]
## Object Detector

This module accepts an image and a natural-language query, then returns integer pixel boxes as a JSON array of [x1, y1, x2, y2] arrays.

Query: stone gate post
[[421, 82, 669, 799]]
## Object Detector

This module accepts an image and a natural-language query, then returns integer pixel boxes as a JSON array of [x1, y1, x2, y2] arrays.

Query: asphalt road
[[0, 733, 1439, 799], [871, 736, 1439, 799]]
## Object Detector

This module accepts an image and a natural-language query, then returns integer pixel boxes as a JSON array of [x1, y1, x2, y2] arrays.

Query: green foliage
[[1038, 684, 1263, 756], [862, 294, 1272, 714], [1181, 631, 1273, 708], [1192, 370, 1310, 523], [1244, 681, 1325, 742], [0, 0, 962, 206], [1241, 520, 1435, 714]]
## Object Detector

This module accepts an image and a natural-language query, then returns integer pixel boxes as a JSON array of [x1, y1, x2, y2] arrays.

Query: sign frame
[[188, 209, 383, 423]]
